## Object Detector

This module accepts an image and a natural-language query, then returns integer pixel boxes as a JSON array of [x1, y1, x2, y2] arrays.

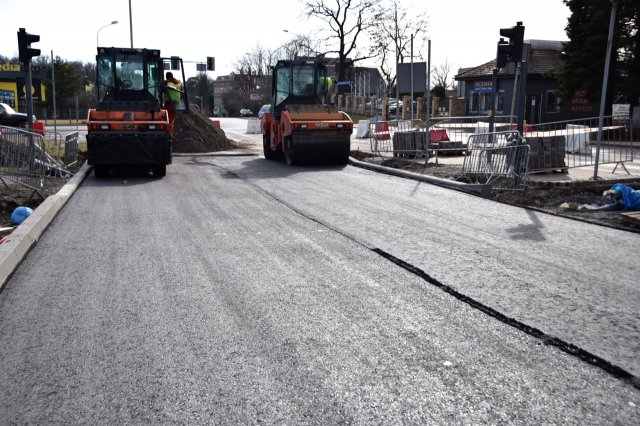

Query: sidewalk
[[350, 134, 640, 187]]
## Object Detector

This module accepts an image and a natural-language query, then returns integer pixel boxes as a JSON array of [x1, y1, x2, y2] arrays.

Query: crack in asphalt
[[371, 248, 640, 391]]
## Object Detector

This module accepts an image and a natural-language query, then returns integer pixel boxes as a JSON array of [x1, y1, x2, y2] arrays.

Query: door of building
[[525, 94, 541, 124]]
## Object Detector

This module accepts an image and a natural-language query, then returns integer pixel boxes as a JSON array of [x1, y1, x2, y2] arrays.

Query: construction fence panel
[[0, 126, 49, 190], [526, 115, 634, 173], [428, 115, 518, 154], [368, 119, 428, 159], [63, 132, 79, 166], [462, 131, 530, 191]]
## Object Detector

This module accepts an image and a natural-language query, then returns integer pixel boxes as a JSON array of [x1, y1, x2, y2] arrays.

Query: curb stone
[[348, 157, 492, 195]]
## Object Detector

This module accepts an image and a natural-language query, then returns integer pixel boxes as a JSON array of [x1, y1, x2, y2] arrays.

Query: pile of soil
[[172, 106, 238, 153]]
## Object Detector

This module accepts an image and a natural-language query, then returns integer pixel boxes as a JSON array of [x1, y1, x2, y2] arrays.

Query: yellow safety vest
[[165, 81, 182, 102]]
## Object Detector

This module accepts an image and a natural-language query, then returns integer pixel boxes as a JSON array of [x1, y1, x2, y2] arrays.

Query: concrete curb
[[0, 162, 92, 290], [348, 157, 491, 195]]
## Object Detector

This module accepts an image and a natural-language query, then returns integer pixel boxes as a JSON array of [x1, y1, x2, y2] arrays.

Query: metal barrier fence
[[526, 115, 634, 173], [0, 126, 72, 192], [64, 132, 79, 166], [461, 131, 530, 191], [368, 119, 428, 158], [429, 115, 518, 151], [367, 116, 519, 160], [38, 130, 79, 167]]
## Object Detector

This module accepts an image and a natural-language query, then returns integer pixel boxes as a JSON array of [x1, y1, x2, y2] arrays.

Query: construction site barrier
[[246, 119, 260, 134], [527, 115, 634, 174], [462, 131, 530, 191], [0, 126, 68, 192]]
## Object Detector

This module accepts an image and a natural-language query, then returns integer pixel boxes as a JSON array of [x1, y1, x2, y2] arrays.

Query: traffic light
[[207, 56, 215, 71], [496, 38, 511, 69], [170, 56, 181, 70], [499, 21, 525, 63], [17, 28, 40, 64]]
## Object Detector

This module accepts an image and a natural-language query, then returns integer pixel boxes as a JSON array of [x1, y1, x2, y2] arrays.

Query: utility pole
[[593, 1, 617, 180], [129, 0, 134, 48]]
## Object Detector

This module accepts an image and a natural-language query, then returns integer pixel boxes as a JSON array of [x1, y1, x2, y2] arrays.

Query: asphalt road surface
[[0, 155, 638, 424]]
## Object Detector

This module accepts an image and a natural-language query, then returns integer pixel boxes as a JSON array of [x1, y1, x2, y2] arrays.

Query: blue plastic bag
[[611, 184, 640, 211], [10, 206, 33, 225]]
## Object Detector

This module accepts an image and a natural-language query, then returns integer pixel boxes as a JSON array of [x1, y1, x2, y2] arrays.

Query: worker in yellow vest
[[162, 72, 183, 125], [319, 75, 333, 105]]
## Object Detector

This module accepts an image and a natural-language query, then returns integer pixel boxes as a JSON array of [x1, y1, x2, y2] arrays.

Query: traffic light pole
[[516, 43, 530, 137], [25, 64, 34, 133], [489, 67, 498, 134], [18, 27, 40, 174], [25, 63, 35, 174]]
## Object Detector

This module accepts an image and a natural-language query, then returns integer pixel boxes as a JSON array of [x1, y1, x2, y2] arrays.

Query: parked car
[[240, 108, 253, 117], [258, 104, 271, 120], [0, 102, 33, 128]]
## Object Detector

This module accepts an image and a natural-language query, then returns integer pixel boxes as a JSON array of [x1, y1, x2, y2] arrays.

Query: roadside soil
[[350, 150, 640, 234], [0, 152, 86, 230]]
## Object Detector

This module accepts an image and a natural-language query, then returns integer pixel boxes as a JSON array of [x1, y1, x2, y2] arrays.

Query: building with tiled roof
[[454, 40, 597, 123]]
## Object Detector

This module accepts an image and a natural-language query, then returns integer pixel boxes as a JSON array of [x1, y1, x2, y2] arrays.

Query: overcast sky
[[1, 0, 570, 79]]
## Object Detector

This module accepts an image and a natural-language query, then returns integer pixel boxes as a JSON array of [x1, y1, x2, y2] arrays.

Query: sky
[[1, 0, 571, 81]]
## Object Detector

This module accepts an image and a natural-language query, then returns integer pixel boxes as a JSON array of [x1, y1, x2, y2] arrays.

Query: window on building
[[457, 81, 465, 98], [496, 90, 505, 113], [546, 90, 560, 113], [471, 92, 479, 112], [481, 94, 492, 112]]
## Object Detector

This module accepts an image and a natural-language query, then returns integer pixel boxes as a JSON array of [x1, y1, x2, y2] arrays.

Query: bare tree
[[233, 45, 276, 108], [369, 0, 427, 95], [277, 34, 321, 60], [432, 60, 455, 90], [301, 0, 382, 82]]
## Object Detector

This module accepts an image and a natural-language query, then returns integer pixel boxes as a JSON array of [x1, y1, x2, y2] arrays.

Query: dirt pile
[[172, 106, 238, 153]]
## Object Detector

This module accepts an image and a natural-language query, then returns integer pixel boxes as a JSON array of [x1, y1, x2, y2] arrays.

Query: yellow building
[[0, 62, 46, 111]]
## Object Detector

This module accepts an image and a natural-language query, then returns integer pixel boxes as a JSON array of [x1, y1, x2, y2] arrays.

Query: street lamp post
[[96, 21, 118, 48]]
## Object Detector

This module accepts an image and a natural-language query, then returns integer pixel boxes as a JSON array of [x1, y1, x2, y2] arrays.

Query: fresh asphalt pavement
[[0, 151, 638, 423]]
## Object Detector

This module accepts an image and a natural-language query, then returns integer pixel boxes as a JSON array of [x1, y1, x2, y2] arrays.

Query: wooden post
[[382, 97, 389, 120], [402, 95, 411, 120]]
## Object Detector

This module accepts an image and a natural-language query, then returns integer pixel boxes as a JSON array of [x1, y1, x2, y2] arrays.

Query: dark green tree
[[41, 57, 87, 112], [557, 0, 640, 107], [430, 85, 446, 101], [186, 73, 215, 115]]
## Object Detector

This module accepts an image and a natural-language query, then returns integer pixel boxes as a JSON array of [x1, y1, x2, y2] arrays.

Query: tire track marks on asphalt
[[220, 160, 640, 391]]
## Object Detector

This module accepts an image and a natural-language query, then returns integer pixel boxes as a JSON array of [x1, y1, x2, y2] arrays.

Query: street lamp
[[97, 21, 118, 48]]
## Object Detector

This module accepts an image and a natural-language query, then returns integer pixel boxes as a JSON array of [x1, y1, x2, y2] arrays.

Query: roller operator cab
[[86, 47, 188, 178], [260, 60, 353, 165]]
